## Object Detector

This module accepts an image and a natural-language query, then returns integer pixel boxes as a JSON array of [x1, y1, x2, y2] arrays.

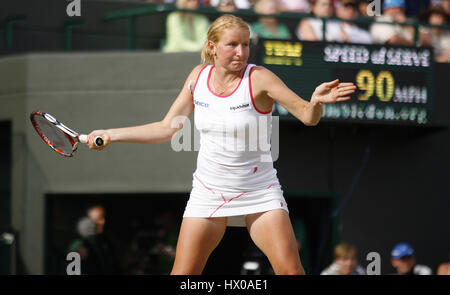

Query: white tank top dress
[[183, 64, 288, 227]]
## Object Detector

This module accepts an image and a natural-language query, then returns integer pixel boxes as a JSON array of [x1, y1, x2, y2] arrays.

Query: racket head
[[30, 111, 79, 157]]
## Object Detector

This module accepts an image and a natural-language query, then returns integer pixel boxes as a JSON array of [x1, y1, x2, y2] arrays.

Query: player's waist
[[197, 151, 274, 172], [192, 170, 279, 193], [194, 154, 278, 192]]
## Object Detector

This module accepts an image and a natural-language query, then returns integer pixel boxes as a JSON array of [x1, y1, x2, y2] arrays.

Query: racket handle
[[94, 137, 104, 147], [79, 135, 104, 147]]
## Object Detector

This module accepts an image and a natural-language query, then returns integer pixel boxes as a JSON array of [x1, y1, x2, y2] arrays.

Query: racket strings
[[32, 115, 76, 156]]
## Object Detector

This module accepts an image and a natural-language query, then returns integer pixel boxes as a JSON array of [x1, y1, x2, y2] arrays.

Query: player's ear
[[208, 40, 216, 56]]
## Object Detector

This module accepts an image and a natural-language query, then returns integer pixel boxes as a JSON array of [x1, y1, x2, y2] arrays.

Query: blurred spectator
[[234, 0, 253, 9], [67, 205, 122, 275], [162, 0, 210, 52], [211, 0, 253, 9], [278, 0, 311, 13], [436, 254, 450, 275], [216, 0, 238, 12], [444, 0, 450, 14], [390, 242, 432, 275], [358, 0, 375, 18], [370, 0, 415, 46], [419, 5, 450, 63], [145, 0, 177, 3], [331, 0, 372, 44], [296, 0, 335, 41], [320, 242, 365, 275], [251, 0, 292, 39]]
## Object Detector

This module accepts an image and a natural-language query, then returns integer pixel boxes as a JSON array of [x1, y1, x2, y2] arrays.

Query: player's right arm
[[86, 64, 204, 150]]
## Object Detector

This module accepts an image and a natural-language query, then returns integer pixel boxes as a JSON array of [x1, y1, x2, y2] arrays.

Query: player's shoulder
[[249, 65, 280, 85], [187, 64, 210, 94], [249, 65, 276, 78], [190, 64, 208, 77]]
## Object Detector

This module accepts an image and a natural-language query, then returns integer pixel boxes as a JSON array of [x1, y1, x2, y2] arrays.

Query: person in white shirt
[[210, 0, 252, 9], [370, 0, 415, 46], [85, 15, 356, 275], [420, 4, 450, 63], [278, 0, 311, 13], [329, 0, 372, 44], [321, 243, 365, 275], [297, 0, 335, 41]]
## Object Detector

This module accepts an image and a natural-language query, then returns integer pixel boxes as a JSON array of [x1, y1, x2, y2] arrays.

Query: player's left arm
[[251, 66, 356, 126]]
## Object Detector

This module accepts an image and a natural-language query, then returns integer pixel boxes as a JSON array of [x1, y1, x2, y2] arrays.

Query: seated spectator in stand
[[68, 205, 122, 275], [211, 0, 253, 9], [390, 242, 432, 275], [429, 0, 450, 14], [370, 0, 415, 46], [296, 0, 335, 41], [419, 5, 450, 63], [437, 254, 450, 275], [331, 0, 372, 44], [162, 0, 210, 52], [444, 0, 450, 14], [358, 0, 376, 18], [278, 0, 311, 13], [216, 0, 238, 12], [321, 242, 365, 275], [251, 0, 292, 39]]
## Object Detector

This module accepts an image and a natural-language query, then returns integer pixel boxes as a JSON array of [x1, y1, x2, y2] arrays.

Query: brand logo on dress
[[230, 103, 250, 111], [194, 100, 209, 108]]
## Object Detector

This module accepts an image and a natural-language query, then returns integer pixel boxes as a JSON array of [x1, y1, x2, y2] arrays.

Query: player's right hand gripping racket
[[30, 110, 103, 157]]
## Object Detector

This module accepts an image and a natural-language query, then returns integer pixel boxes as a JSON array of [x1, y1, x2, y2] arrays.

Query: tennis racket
[[30, 110, 103, 157]]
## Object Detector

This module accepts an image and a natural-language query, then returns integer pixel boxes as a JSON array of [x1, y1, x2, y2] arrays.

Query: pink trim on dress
[[207, 64, 249, 98]]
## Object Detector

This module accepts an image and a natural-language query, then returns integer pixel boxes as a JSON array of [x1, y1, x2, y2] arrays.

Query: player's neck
[[213, 65, 244, 84]]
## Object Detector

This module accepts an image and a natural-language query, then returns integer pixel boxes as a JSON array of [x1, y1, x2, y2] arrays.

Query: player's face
[[213, 27, 250, 72]]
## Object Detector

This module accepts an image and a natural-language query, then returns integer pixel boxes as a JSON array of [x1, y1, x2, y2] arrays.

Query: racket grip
[[94, 136, 104, 147], [79, 135, 104, 147]]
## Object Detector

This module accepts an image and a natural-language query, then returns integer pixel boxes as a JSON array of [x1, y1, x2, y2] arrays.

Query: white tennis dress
[[183, 64, 288, 226]]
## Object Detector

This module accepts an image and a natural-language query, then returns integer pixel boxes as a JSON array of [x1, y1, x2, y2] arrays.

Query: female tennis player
[[86, 15, 356, 275]]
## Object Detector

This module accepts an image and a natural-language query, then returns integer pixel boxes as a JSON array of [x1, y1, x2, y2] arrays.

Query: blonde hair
[[201, 15, 250, 65], [334, 243, 358, 260]]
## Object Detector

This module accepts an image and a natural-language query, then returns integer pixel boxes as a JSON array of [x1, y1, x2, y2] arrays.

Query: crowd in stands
[[68, 204, 449, 274], [320, 242, 443, 275], [150, 0, 450, 62]]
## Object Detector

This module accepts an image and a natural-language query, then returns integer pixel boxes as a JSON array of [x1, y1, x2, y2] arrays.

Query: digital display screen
[[254, 40, 434, 125]]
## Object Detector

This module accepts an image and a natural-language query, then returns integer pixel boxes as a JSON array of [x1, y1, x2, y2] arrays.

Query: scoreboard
[[253, 40, 434, 125]]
